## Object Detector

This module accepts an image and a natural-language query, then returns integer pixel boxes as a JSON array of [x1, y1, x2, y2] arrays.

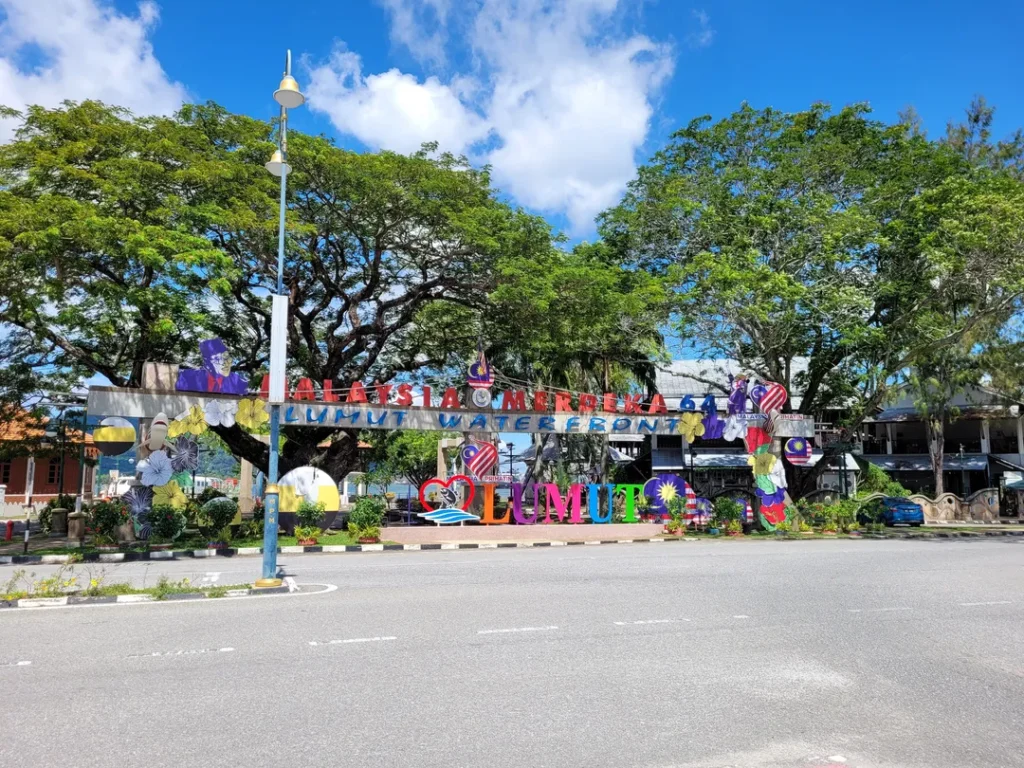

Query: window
[[47, 460, 59, 485], [0, 462, 10, 485]]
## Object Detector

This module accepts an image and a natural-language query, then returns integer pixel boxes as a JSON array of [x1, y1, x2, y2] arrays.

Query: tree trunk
[[926, 414, 944, 496], [211, 423, 363, 482]]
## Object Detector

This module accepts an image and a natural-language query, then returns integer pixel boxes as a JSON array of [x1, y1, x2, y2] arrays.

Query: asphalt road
[[3, 539, 1024, 768]]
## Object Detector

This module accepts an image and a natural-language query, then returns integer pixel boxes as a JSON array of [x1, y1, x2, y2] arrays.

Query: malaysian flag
[[461, 439, 498, 478], [759, 382, 788, 414]]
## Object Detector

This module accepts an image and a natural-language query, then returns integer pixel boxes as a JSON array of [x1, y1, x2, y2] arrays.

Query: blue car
[[873, 497, 925, 527]]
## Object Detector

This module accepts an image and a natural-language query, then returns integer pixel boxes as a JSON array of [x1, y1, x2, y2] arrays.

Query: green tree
[[0, 101, 552, 481], [362, 430, 454, 490], [487, 243, 670, 484], [600, 102, 1024, 493]]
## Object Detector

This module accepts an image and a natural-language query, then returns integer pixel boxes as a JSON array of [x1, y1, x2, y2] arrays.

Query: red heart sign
[[418, 475, 476, 513]]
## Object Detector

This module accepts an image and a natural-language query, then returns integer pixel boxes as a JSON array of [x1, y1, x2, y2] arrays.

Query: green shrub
[[296, 500, 326, 528], [196, 486, 226, 505], [857, 463, 911, 498], [713, 497, 743, 524], [348, 496, 385, 539], [183, 499, 203, 528], [149, 504, 187, 542], [201, 497, 237, 533], [239, 517, 264, 540], [88, 500, 131, 541]]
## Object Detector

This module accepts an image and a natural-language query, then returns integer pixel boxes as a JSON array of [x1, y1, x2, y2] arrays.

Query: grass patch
[[1, 565, 252, 602]]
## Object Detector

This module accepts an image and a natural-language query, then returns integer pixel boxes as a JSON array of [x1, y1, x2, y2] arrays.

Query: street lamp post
[[959, 443, 968, 497], [257, 50, 305, 588]]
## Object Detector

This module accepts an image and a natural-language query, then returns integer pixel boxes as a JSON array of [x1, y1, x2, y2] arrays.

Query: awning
[[862, 455, 988, 472], [806, 451, 859, 469], [690, 452, 749, 468], [992, 456, 1024, 472]]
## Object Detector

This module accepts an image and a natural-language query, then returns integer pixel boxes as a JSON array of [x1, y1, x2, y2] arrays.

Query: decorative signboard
[[87, 387, 814, 438], [89, 342, 819, 530]]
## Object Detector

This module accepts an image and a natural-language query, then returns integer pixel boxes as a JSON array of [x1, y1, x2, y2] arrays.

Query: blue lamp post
[[255, 50, 305, 588]]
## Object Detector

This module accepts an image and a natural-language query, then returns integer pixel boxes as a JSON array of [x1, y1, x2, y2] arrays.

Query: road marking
[[478, 625, 559, 635], [613, 619, 685, 626], [198, 572, 221, 587], [960, 600, 1013, 607], [733, 615, 750, 619], [848, 607, 912, 613], [309, 636, 397, 646], [0, 660, 32, 668], [128, 647, 235, 659]]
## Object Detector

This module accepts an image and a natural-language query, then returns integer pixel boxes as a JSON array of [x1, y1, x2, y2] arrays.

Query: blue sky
[[1, 0, 1021, 238]]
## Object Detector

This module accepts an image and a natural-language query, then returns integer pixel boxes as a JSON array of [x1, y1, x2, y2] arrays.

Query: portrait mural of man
[[175, 338, 250, 395]]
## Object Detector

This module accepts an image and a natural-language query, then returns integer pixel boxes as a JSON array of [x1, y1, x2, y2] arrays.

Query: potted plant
[[726, 519, 743, 537], [294, 525, 323, 546], [148, 504, 186, 550], [348, 496, 386, 544], [200, 497, 237, 548], [774, 519, 791, 537], [295, 500, 326, 545], [88, 500, 130, 551], [663, 497, 686, 536], [798, 520, 813, 535]]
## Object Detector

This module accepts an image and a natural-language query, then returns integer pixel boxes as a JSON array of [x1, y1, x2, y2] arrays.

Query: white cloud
[[686, 9, 714, 49], [0, 0, 186, 140], [307, 48, 490, 156], [307, 0, 674, 234], [377, 0, 451, 67]]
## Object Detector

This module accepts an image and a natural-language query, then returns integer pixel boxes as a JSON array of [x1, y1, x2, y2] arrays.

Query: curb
[[1, 585, 291, 610], [3, 529, 1022, 565]]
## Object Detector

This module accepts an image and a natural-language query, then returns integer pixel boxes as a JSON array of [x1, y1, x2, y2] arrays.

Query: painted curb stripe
[[3, 530, 1020, 566]]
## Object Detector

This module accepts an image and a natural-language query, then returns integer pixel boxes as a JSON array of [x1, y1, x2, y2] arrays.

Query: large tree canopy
[[599, 102, 1024, 425], [0, 101, 556, 478]]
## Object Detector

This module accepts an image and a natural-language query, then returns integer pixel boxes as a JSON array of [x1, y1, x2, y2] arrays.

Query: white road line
[[309, 636, 397, 646], [733, 615, 750, 619], [478, 625, 559, 635], [613, 619, 685, 626], [960, 600, 1013, 607], [198, 572, 221, 587], [128, 647, 235, 659], [0, 660, 32, 668], [848, 607, 912, 613]]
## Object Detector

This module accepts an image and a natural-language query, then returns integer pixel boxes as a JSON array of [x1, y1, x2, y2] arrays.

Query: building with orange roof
[[0, 411, 99, 507]]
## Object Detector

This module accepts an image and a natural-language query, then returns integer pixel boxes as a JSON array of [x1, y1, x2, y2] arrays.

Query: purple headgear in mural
[[175, 338, 249, 395]]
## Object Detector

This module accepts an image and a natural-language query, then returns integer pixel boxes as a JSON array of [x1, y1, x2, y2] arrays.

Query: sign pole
[[256, 484, 281, 588]]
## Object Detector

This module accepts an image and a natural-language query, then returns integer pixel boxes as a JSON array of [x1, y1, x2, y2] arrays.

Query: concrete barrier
[[382, 523, 665, 545]]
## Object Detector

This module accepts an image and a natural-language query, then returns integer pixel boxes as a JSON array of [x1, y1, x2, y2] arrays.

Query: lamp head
[[274, 75, 305, 109], [265, 149, 290, 177]]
